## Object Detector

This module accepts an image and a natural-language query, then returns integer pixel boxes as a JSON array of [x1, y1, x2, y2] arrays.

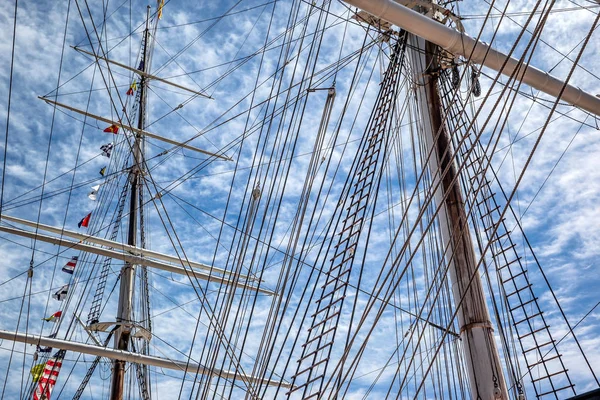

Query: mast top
[[345, 0, 600, 116]]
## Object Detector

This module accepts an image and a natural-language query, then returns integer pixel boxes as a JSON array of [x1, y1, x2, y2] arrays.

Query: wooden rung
[[497, 257, 522, 270], [509, 296, 537, 311], [303, 327, 336, 347], [502, 269, 529, 284], [480, 205, 501, 220], [490, 230, 511, 243], [476, 192, 496, 206], [531, 369, 568, 383], [523, 340, 555, 353], [506, 284, 532, 297], [485, 218, 506, 232], [351, 180, 372, 194], [526, 353, 560, 368], [336, 228, 361, 244], [469, 173, 485, 182], [303, 391, 321, 399], [492, 243, 516, 257], [347, 203, 367, 216], [308, 311, 341, 331], [466, 156, 482, 168], [514, 311, 544, 326], [299, 342, 332, 362], [316, 287, 345, 303], [536, 384, 574, 397], [331, 243, 357, 262], [292, 358, 329, 378], [518, 325, 549, 340], [339, 218, 362, 232], [323, 269, 351, 288], [312, 296, 346, 317], [285, 374, 325, 395]]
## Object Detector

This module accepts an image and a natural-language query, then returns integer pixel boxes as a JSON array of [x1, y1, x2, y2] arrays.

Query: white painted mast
[[407, 33, 509, 399], [342, 1, 599, 397]]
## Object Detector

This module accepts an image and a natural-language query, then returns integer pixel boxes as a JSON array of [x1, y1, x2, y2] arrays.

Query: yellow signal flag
[[157, 0, 164, 19], [30, 363, 45, 382]]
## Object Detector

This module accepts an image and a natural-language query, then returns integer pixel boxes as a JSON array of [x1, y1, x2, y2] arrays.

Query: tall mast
[[110, 6, 151, 400], [408, 33, 509, 399]]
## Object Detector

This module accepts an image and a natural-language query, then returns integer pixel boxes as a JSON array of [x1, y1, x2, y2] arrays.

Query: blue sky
[[0, 0, 599, 398]]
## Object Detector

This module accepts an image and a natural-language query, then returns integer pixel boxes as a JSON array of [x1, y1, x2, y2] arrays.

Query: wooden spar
[[0, 329, 292, 388], [343, 0, 600, 116], [72, 46, 213, 99], [0, 214, 257, 282], [0, 225, 275, 296], [38, 97, 232, 161]]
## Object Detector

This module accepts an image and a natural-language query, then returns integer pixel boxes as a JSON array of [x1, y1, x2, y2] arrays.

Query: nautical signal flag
[[78, 213, 91, 228], [88, 185, 101, 201], [99, 166, 107, 176], [138, 61, 145, 71], [157, 0, 165, 19], [43, 311, 62, 323], [53, 285, 69, 301], [32, 350, 65, 400], [103, 124, 119, 134], [100, 142, 113, 158], [126, 80, 137, 95], [62, 256, 78, 274], [30, 363, 45, 382]]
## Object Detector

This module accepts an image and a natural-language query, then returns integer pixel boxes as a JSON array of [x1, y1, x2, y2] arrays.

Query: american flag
[[32, 350, 65, 400], [61, 256, 77, 274]]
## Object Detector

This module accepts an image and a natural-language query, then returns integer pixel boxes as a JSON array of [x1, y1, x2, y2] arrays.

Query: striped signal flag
[[32, 350, 66, 400], [62, 256, 78, 274]]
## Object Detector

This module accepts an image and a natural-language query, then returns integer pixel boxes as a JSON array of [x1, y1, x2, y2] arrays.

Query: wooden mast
[[407, 34, 509, 399], [109, 6, 151, 400]]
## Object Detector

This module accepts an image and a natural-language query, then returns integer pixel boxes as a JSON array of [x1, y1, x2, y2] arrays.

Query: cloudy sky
[[0, 0, 599, 399]]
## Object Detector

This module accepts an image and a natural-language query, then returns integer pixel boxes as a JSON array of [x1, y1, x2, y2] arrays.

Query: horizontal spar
[[0, 329, 292, 388], [39, 97, 232, 161], [0, 213, 256, 282], [0, 225, 275, 296], [343, 0, 600, 116], [72, 46, 212, 99]]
